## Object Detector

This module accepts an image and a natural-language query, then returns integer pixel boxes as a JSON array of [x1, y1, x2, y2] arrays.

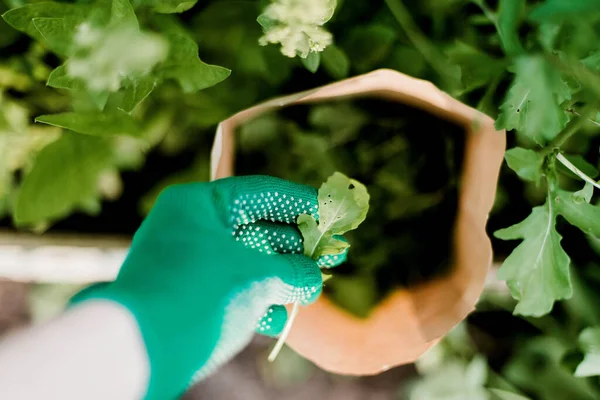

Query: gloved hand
[[69, 175, 347, 400]]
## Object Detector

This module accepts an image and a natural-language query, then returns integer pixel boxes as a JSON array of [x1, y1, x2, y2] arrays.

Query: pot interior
[[234, 97, 466, 318]]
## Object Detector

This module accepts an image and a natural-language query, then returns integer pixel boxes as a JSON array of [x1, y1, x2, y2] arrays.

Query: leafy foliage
[[4, 0, 600, 397], [298, 171, 369, 259], [495, 202, 572, 316]]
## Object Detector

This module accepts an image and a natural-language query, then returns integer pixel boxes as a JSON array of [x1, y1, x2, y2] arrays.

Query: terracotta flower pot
[[210, 69, 506, 375]]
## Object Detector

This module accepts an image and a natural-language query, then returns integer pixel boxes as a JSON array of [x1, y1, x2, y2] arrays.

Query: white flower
[[67, 24, 167, 92], [258, 0, 335, 58]]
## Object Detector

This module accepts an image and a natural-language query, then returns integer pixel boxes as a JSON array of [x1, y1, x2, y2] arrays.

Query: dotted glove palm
[[70, 176, 346, 400]]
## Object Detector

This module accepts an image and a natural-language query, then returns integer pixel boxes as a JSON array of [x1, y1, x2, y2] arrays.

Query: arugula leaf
[[321, 44, 350, 79], [494, 201, 572, 316], [297, 172, 370, 259], [504, 147, 544, 182], [297, 214, 349, 256], [14, 133, 113, 226], [575, 327, 600, 377], [2, 2, 91, 56], [155, 30, 231, 93], [496, 56, 571, 144], [35, 111, 142, 137], [555, 189, 600, 237]]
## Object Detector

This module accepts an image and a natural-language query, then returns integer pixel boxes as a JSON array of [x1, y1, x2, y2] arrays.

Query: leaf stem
[[471, 0, 498, 26], [540, 106, 595, 155], [556, 153, 600, 190], [267, 301, 300, 362]]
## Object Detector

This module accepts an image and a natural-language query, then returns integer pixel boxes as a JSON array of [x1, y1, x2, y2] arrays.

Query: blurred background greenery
[[2, 0, 600, 399]]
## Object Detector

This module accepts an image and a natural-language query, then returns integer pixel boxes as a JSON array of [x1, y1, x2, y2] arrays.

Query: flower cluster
[[258, 0, 335, 58], [66, 23, 167, 92]]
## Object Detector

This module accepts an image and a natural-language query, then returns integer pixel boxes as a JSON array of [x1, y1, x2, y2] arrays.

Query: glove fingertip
[[255, 305, 287, 338]]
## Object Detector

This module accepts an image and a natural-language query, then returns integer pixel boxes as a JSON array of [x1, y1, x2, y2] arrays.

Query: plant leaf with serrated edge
[[495, 56, 570, 144], [555, 189, 600, 237], [494, 201, 572, 316]]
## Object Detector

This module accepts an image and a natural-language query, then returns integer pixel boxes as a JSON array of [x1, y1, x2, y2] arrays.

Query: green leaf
[[496, 56, 571, 144], [321, 44, 350, 79], [35, 111, 141, 137], [257, 14, 277, 30], [2, 2, 91, 56], [446, 41, 506, 94], [156, 31, 231, 93], [107, 0, 138, 28], [316, 171, 370, 235], [118, 76, 157, 113], [14, 133, 112, 226], [504, 147, 544, 182], [555, 189, 600, 237], [530, 0, 600, 23], [301, 52, 321, 73], [575, 327, 600, 377], [497, 0, 525, 56], [30, 17, 82, 56], [297, 214, 350, 257], [47, 65, 81, 90], [494, 202, 572, 316], [298, 172, 370, 259]]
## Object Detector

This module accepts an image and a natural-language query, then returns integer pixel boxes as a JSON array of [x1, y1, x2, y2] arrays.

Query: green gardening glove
[[69, 175, 347, 400]]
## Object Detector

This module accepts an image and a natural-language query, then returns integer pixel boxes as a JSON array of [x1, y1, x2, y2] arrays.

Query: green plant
[[4, 0, 600, 398]]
